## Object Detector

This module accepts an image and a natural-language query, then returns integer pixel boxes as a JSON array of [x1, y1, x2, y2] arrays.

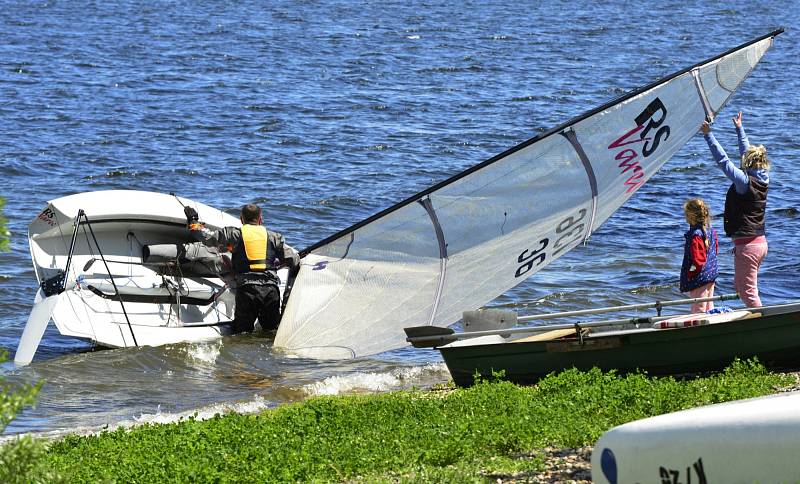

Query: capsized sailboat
[[15, 190, 288, 365], [275, 29, 783, 359]]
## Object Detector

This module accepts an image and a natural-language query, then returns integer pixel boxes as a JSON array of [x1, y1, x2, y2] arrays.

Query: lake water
[[1, 1, 798, 437]]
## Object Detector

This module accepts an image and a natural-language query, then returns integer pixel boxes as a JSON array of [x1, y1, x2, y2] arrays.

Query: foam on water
[[0, 395, 277, 444], [183, 341, 222, 364], [303, 362, 450, 396], [0, 363, 451, 443]]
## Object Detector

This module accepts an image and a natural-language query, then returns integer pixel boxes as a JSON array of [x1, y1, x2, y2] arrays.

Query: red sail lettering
[[624, 171, 645, 193], [615, 149, 640, 174], [608, 124, 646, 149]]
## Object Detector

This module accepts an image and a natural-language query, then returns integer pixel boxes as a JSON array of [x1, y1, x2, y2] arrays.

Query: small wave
[[84, 169, 155, 179], [630, 283, 676, 294], [663, 164, 705, 174], [302, 363, 449, 396], [256, 122, 280, 133], [510, 95, 542, 102], [315, 196, 364, 208], [132, 397, 273, 426], [487, 293, 554, 310], [182, 341, 221, 364], [173, 168, 199, 175], [773, 207, 799, 217], [9, 65, 35, 75], [419, 66, 477, 74], [0, 396, 277, 444], [244, 104, 274, 112]]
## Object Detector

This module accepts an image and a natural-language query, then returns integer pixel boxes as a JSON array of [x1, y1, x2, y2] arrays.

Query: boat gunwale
[[438, 300, 800, 354]]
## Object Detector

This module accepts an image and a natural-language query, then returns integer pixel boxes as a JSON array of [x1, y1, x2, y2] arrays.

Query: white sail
[[275, 30, 782, 359]]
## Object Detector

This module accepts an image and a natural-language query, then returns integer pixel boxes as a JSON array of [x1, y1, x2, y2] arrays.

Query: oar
[[405, 293, 739, 348], [493, 293, 739, 322], [406, 314, 673, 348]]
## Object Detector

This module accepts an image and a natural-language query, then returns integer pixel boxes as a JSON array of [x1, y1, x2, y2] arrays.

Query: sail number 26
[[515, 208, 587, 278]]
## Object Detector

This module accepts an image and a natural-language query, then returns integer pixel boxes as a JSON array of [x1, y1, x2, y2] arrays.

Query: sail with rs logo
[[274, 29, 783, 359]]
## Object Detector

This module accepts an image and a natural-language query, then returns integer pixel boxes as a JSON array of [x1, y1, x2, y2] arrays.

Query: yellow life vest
[[239, 224, 268, 271]]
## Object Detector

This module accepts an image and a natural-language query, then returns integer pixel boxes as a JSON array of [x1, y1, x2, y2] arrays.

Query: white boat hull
[[592, 391, 800, 483], [17, 190, 287, 363]]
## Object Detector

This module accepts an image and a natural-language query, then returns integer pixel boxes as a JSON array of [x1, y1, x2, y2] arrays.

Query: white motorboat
[[15, 190, 287, 365]]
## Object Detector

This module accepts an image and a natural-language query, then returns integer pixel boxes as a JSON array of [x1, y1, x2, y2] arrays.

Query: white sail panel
[[578, 74, 705, 226], [697, 37, 773, 115], [275, 31, 780, 359], [421, 135, 592, 329], [279, 134, 591, 357], [279, 201, 443, 358]]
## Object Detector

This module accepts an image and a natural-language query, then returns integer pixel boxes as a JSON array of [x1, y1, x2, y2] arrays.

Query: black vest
[[724, 176, 768, 237]]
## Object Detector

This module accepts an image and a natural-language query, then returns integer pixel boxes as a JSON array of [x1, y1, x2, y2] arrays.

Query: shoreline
[[3, 366, 797, 482]]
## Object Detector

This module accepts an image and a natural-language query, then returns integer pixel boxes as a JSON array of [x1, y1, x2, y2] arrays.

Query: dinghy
[[592, 391, 800, 483], [275, 29, 784, 359], [406, 297, 800, 386], [15, 190, 288, 365]]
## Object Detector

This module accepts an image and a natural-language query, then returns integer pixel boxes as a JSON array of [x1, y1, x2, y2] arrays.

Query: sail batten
[[560, 128, 599, 241], [275, 30, 783, 359], [691, 68, 715, 121]]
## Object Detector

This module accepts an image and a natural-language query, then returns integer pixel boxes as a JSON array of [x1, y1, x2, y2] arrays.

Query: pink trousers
[[687, 282, 715, 313], [733, 239, 768, 308]]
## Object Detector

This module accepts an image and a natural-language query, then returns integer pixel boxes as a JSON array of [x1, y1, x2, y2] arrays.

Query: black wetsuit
[[190, 223, 299, 333]]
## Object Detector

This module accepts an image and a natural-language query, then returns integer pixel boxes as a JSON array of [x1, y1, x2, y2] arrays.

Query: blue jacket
[[704, 124, 769, 191], [680, 226, 719, 293]]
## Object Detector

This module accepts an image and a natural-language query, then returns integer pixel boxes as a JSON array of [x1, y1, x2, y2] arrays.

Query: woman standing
[[700, 112, 769, 307]]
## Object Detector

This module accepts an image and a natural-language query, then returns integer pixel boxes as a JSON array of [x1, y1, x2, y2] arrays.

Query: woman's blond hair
[[742, 144, 770, 170], [684, 198, 712, 231]]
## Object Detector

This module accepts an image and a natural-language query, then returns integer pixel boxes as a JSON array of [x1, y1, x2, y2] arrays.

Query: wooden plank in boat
[[514, 328, 576, 343]]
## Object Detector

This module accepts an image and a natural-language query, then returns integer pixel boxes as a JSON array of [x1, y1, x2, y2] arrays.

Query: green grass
[[33, 359, 793, 483]]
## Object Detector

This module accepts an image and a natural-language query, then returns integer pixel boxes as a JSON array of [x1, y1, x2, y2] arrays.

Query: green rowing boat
[[431, 302, 800, 387]]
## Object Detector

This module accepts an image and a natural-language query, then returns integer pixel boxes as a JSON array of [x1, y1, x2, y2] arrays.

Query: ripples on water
[[0, 1, 797, 436]]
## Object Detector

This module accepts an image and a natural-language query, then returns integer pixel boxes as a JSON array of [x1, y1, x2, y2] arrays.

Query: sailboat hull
[[437, 302, 800, 387], [24, 190, 287, 357]]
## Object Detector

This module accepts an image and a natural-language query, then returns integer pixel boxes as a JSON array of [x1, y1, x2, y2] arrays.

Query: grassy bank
[[22, 359, 795, 482]]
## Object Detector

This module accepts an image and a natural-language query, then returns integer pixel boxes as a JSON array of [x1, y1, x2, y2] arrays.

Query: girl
[[700, 112, 769, 307], [680, 198, 719, 313]]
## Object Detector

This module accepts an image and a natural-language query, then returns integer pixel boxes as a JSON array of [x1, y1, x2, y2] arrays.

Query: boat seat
[[514, 328, 583, 343]]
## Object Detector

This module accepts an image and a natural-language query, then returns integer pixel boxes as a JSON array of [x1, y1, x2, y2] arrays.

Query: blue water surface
[[0, 1, 797, 435]]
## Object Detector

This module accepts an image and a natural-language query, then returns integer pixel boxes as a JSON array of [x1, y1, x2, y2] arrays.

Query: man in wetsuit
[[184, 203, 300, 334]]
